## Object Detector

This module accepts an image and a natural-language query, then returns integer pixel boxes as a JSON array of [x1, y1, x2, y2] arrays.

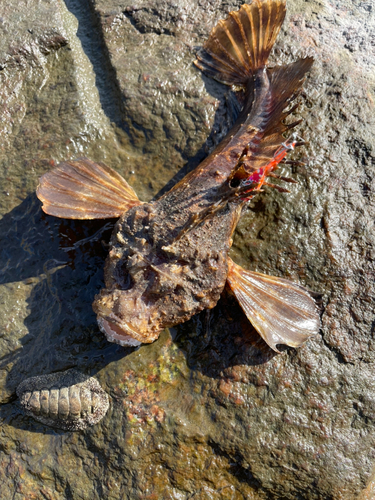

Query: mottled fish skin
[[16, 369, 109, 431], [93, 198, 242, 344], [92, 63, 314, 346]]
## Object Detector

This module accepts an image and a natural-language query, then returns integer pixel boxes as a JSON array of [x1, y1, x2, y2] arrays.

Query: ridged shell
[[16, 369, 109, 431]]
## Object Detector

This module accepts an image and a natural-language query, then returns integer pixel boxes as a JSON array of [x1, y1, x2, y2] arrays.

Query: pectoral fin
[[226, 258, 320, 352], [37, 158, 142, 219]]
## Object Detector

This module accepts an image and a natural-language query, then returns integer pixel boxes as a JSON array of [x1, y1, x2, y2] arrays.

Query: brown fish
[[36, 0, 320, 352]]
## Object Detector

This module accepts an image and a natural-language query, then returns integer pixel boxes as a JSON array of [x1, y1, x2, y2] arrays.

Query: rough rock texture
[[0, 0, 374, 498]]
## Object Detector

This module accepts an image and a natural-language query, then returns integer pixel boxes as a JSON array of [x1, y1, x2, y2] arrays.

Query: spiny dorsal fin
[[37, 158, 142, 219], [243, 57, 314, 173], [226, 257, 320, 352], [195, 0, 286, 85]]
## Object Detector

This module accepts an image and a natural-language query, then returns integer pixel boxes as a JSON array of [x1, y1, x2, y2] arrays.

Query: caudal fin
[[36, 158, 142, 219], [227, 258, 320, 352], [195, 0, 286, 85]]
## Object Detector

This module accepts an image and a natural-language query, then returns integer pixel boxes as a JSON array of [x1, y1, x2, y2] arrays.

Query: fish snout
[[93, 289, 160, 347]]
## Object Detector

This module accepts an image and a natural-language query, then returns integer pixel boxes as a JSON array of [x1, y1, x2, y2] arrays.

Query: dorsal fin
[[36, 158, 142, 219], [243, 57, 314, 173]]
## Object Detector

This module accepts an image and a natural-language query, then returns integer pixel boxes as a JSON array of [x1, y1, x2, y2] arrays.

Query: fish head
[[93, 241, 163, 347], [93, 287, 162, 347], [93, 199, 237, 347]]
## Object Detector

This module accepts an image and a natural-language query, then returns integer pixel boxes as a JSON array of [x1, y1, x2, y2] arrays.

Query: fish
[[36, 0, 320, 353], [17, 369, 109, 431]]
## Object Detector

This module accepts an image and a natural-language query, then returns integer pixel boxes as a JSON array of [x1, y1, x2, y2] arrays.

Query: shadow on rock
[[0, 195, 130, 407], [173, 292, 278, 380]]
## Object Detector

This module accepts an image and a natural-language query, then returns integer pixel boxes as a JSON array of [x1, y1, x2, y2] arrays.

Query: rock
[[0, 0, 374, 498]]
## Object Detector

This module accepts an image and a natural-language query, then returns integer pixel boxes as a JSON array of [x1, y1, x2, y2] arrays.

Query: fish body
[[93, 189, 241, 346], [36, 0, 320, 352]]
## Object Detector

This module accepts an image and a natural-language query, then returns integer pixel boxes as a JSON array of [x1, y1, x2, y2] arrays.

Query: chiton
[[17, 369, 109, 431]]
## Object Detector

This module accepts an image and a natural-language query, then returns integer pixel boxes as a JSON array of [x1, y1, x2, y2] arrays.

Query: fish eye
[[229, 177, 241, 188]]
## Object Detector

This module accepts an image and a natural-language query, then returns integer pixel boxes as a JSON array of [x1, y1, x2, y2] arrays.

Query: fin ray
[[195, 0, 287, 85], [227, 258, 320, 352], [37, 158, 142, 219], [244, 57, 314, 172]]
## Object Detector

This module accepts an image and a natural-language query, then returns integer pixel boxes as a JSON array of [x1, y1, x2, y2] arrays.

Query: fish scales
[[36, 0, 321, 353]]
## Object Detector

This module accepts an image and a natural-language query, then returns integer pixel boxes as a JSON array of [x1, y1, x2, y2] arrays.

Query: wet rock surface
[[0, 0, 374, 498]]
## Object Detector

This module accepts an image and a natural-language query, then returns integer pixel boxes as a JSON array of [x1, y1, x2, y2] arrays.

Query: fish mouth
[[96, 313, 160, 347], [97, 316, 143, 347], [93, 291, 161, 347]]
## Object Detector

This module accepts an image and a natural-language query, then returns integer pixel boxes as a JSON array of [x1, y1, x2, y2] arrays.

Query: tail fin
[[195, 0, 286, 85]]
